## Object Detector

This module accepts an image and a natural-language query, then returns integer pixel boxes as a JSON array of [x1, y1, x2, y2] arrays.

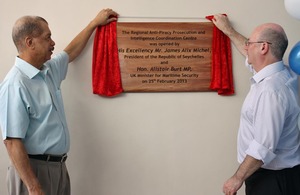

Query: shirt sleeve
[[0, 81, 30, 140], [246, 90, 286, 164], [45, 51, 69, 87]]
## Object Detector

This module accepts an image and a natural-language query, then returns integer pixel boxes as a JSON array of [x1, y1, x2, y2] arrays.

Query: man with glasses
[[212, 14, 300, 195]]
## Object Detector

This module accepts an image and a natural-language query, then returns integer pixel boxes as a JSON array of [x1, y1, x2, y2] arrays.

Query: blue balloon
[[289, 41, 300, 75]]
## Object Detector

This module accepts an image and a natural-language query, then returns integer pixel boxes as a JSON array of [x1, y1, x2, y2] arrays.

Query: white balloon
[[285, 0, 300, 20]]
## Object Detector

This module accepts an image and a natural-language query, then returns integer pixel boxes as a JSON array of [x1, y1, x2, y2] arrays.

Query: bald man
[[212, 15, 300, 195], [0, 9, 117, 195]]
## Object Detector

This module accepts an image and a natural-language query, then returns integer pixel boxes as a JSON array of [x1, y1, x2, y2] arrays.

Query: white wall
[[0, 0, 299, 194]]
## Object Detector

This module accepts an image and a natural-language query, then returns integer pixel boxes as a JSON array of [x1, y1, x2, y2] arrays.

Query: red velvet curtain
[[92, 20, 123, 97], [92, 18, 234, 96], [206, 15, 234, 95]]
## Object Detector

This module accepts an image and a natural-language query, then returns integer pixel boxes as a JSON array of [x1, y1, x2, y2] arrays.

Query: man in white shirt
[[212, 14, 300, 195]]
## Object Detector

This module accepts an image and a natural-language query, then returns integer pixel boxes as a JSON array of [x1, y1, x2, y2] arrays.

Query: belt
[[28, 154, 68, 162]]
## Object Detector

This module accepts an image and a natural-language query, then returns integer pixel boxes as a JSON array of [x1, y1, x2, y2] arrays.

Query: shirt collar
[[15, 57, 48, 79], [251, 61, 285, 84]]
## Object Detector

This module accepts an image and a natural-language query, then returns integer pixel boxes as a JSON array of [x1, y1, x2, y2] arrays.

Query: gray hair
[[259, 28, 288, 60], [12, 16, 48, 52]]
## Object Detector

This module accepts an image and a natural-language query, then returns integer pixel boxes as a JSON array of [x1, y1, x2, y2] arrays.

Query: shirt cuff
[[246, 139, 276, 164]]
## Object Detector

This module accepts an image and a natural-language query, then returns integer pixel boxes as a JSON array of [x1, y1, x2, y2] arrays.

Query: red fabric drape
[[92, 18, 234, 96], [92, 20, 123, 97], [206, 15, 234, 95]]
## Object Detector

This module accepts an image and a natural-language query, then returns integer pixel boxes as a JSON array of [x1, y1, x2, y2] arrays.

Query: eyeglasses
[[245, 39, 272, 46]]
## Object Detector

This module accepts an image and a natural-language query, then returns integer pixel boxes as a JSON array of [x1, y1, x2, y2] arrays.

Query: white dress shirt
[[238, 61, 300, 170]]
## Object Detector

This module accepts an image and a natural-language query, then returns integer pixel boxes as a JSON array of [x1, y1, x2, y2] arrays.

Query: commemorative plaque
[[117, 22, 213, 92]]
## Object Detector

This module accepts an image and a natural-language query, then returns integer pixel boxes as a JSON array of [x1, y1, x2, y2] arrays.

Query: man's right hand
[[211, 14, 233, 36]]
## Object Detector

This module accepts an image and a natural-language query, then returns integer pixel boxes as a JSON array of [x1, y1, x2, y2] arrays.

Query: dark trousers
[[245, 164, 300, 195]]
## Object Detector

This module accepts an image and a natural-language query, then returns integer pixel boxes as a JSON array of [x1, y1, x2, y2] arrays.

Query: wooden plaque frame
[[117, 22, 213, 92]]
